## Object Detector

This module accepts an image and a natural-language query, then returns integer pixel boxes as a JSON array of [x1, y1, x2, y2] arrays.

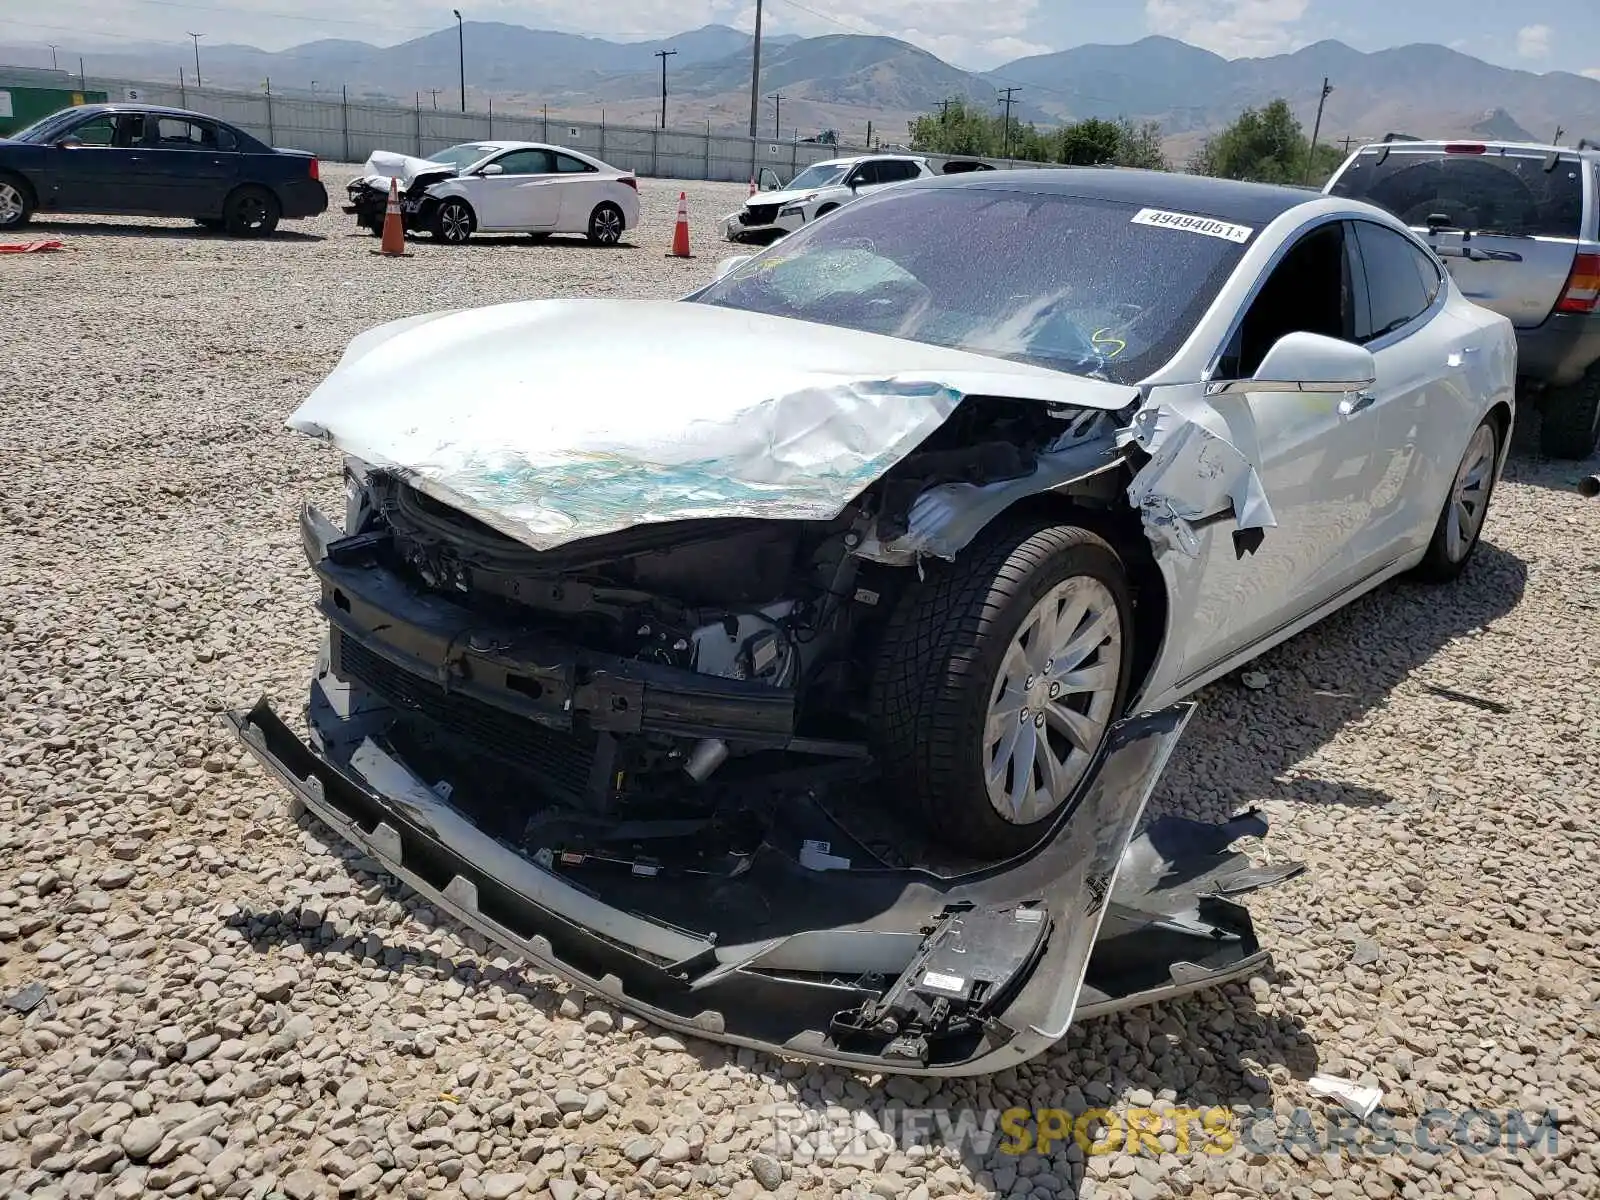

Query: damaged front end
[[343, 153, 457, 234], [232, 298, 1302, 1073]]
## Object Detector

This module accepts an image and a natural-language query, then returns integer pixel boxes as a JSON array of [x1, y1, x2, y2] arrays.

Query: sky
[[3, 0, 1600, 77]]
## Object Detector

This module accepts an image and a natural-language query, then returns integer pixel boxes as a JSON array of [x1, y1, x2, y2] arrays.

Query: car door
[[46, 112, 161, 212], [548, 151, 600, 230], [1345, 218, 1474, 566], [463, 148, 559, 231], [1170, 219, 1384, 676], [139, 116, 241, 216]]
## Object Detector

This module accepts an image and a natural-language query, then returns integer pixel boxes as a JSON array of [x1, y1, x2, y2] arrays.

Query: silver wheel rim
[[442, 205, 470, 241], [983, 576, 1122, 825], [0, 183, 23, 223], [1445, 424, 1496, 562], [594, 208, 621, 243]]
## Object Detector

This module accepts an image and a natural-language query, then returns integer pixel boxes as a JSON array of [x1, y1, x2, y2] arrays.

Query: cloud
[[1144, 0, 1309, 58], [1584, 68, 1600, 81], [1515, 24, 1552, 60]]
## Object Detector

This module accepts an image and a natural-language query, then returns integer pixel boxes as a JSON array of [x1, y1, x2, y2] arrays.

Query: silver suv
[[1326, 137, 1600, 459]]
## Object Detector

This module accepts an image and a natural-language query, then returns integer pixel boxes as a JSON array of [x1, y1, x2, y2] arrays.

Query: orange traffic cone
[[666, 191, 693, 258], [373, 176, 410, 257]]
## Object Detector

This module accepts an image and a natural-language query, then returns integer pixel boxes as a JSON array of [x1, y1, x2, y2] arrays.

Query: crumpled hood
[[286, 298, 1139, 553], [357, 149, 455, 189], [750, 186, 831, 209]]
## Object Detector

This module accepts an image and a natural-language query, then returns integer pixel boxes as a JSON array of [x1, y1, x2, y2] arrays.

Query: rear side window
[[552, 153, 594, 174], [1330, 148, 1583, 238], [1351, 220, 1433, 341]]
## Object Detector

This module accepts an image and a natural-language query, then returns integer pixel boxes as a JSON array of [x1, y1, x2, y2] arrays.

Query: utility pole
[[772, 93, 784, 140], [453, 10, 465, 112], [79, 57, 85, 92], [1339, 134, 1357, 155], [46, 44, 59, 71], [654, 48, 677, 130], [747, 0, 763, 138], [997, 86, 1020, 159], [1304, 76, 1333, 184], [187, 32, 202, 88], [428, 88, 441, 110], [865, 119, 872, 148]]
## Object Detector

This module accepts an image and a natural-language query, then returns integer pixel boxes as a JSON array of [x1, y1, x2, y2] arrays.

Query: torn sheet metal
[[288, 298, 1140, 554], [1121, 398, 1276, 557], [854, 437, 1124, 566]]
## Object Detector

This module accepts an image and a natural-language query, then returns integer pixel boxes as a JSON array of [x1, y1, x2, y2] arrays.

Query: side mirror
[[54, 136, 83, 150], [478, 163, 504, 176], [1208, 331, 1377, 396], [713, 254, 754, 282]]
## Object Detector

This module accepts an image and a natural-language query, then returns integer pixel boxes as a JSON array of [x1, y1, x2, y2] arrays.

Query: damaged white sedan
[[233, 169, 1515, 1075]]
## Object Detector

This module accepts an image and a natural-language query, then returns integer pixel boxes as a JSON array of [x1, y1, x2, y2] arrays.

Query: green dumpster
[[0, 85, 110, 138]]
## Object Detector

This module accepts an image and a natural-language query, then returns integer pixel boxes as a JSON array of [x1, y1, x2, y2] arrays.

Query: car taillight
[[1557, 252, 1600, 314], [1443, 142, 1486, 154], [619, 177, 637, 190], [308, 158, 320, 181]]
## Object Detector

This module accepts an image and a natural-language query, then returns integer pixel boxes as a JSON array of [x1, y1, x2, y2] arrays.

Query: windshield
[[696, 185, 1252, 384], [426, 143, 499, 170], [1329, 148, 1584, 238], [7, 108, 87, 145], [784, 163, 849, 191]]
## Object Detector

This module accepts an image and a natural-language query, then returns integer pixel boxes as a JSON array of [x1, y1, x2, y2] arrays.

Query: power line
[[997, 85, 1020, 158], [654, 48, 676, 130]]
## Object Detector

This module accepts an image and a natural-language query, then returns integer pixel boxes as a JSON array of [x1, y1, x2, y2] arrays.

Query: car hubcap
[[0, 184, 22, 223], [443, 207, 469, 241], [596, 210, 621, 242], [1445, 424, 1496, 562], [983, 576, 1122, 826]]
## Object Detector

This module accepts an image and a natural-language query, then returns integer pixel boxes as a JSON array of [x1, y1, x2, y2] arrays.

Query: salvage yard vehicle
[[0, 103, 326, 236], [344, 140, 639, 246], [233, 169, 1515, 1076], [1326, 137, 1600, 458], [722, 153, 939, 243]]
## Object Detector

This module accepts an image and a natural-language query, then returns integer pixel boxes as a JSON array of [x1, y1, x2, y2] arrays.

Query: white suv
[[722, 155, 936, 243]]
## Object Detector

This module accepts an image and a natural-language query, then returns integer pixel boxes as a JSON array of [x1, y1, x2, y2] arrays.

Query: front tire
[[870, 521, 1134, 860], [1539, 366, 1600, 460], [1414, 417, 1500, 582], [0, 172, 33, 230], [587, 202, 624, 246], [223, 186, 280, 236], [432, 199, 474, 244]]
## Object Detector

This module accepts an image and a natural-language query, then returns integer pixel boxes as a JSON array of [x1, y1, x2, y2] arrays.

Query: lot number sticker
[[1131, 207, 1253, 243]]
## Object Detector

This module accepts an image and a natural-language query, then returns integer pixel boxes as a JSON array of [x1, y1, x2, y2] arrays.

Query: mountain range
[[6, 24, 1600, 156]]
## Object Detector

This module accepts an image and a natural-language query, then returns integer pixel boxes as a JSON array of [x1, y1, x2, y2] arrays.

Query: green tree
[[1190, 98, 1341, 185], [910, 99, 1169, 170]]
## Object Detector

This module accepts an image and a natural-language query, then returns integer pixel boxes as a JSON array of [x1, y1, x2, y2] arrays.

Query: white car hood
[[358, 149, 455, 189], [287, 298, 1140, 553], [752, 186, 837, 209]]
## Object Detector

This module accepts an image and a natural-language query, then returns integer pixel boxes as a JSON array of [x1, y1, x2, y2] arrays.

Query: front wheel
[[1414, 417, 1501, 582], [432, 199, 474, 244], [223, 186, 280, 236], [587, 202, 624, 246], [870, 520, 1134, 860], [0, 173, 33, 230]]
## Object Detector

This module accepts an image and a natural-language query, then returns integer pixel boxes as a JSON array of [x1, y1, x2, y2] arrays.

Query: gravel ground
[[3, 171, 1600, 1200]]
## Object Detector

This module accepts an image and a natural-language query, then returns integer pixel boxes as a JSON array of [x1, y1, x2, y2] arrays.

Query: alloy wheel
[[982, 576, 1123, 825], [1445, 423, 1497, 562], [0, 183, 23, 226]]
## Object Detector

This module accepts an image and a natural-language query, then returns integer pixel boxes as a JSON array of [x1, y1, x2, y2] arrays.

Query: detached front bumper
[[227, 506, 1301, 1075]]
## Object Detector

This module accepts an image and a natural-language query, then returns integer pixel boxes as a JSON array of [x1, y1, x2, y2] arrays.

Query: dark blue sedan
[[0, 103, 327, 236]]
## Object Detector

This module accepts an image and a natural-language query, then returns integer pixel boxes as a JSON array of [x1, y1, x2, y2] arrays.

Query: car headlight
[[780, 205, 806, 217], [343, 457, 372, 534]]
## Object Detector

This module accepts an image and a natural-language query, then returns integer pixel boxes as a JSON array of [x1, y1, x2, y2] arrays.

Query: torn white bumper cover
[[232, 687, 1298, 1075]]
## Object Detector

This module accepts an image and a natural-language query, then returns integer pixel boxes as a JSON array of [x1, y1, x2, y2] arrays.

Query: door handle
[[1338, 389, 1377, 416]]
